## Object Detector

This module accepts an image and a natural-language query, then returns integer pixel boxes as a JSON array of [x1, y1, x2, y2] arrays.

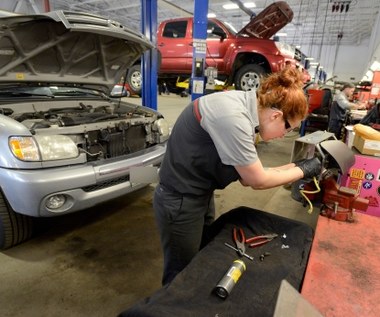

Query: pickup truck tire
[[0, 191, 33, 250], [126, 64, 142, 95], [234, 64, 266, 91]]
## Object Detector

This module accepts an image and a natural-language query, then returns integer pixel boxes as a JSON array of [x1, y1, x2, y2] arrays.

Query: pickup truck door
[[205, 20, 230, 74], [158, 20, 192, 73]]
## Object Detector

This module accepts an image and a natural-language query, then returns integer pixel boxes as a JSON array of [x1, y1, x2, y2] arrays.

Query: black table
[[119, 207, 314, 317]]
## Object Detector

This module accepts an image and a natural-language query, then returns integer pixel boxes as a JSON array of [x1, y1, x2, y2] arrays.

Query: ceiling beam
[[158, 0, 192, 17], [229, 0, 255, 18]]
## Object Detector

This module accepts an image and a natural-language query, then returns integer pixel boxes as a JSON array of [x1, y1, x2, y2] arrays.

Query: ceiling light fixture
[[365, 70, 374, 81], [223, 3, 239, 9], [370, 60, 380, 71], [223, 2, 256, 10], [207, 13, 216, 18], [243, 2, 256, 8]]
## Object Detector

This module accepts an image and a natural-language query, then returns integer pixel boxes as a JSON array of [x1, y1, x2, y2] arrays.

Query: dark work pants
[[153, 184, 215, 285]]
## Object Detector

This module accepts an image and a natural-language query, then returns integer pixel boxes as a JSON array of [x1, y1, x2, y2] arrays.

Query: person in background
[[153, 67, 322, 285], [328, 82, 367, 139]]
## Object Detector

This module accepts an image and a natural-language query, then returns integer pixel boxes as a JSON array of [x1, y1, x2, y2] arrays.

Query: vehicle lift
[[191, 0, 209, 101]]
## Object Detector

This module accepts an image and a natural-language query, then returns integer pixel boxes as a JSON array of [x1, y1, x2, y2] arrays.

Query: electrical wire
[[300, 176, 321, 214]]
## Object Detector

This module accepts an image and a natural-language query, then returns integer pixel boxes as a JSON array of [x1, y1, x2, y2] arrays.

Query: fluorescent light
[[244, 2, 256, 8], [223, 3, 239, 9], [207, 13, 216, 18], [295, 45, 301, 49], [370, 60, 380, 71], [276, 32, 287, 36], [305, 57, 314, 60], [366, 70, 374, 81], [223, 2, 256, 10]]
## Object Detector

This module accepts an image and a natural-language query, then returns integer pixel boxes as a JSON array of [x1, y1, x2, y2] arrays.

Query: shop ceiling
[[44, 0, 379, 48], [4, 0, 380, 51]]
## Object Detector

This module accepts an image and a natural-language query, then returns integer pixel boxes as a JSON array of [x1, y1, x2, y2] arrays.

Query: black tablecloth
[[119, 207, 314, 317]]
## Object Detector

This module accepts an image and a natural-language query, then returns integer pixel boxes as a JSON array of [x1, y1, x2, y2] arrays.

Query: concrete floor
[[0, 94, 319, 317]]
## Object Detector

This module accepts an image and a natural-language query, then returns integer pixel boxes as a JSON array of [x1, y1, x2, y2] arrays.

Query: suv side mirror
[[212, 29, 226, 40]]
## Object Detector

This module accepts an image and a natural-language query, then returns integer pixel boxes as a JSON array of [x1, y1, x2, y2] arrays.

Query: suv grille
[[82, 175, 130, 192]]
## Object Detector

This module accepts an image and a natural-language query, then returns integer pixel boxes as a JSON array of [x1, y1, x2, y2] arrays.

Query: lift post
[[191, 0, 209, 101], [141, 0, 158, 110]]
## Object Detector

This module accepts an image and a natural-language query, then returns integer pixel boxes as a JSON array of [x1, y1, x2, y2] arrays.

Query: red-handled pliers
[[233, 227, 246, 256], [246, 233, 278, 248]]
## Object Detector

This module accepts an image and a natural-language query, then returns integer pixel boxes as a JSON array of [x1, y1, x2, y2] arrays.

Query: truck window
[[162, 21, 187, 38], [207, 21, 225, 39]]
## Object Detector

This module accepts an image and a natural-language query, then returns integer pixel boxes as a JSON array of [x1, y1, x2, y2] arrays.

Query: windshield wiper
[[0, 91, 54, 98], [52, 90, 101, 97]]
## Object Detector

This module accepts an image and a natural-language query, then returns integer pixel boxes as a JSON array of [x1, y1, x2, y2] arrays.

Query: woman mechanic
[[153, 67, 322, 285]]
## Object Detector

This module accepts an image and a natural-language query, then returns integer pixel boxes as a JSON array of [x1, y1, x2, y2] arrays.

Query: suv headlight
[[274, 41, 295, 59], [9, 135, 79, 161], [153, 118, 170, 138]]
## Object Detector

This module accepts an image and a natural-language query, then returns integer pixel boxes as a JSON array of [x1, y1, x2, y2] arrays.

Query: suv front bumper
[[0, 144, 165, 217]]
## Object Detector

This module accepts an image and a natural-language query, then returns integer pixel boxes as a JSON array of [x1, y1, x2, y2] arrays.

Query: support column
[[191, 0, 209, 101], [141, 0, 158, 110]]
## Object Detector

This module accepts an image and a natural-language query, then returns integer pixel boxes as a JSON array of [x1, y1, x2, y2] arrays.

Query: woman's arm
[[236, 160, 303, 189]]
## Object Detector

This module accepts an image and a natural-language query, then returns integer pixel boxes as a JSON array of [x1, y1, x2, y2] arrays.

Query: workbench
[[119, 207, 314, 317], [301, 212, 380, 316]]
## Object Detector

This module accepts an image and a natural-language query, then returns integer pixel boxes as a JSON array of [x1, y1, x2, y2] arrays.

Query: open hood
[[237, 1, 293, 39], [0, 11, 153, 94]]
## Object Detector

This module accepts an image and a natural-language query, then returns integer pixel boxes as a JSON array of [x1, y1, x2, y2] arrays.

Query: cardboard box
[[345, 125, 355, 148], [353, 133, 380, 156]]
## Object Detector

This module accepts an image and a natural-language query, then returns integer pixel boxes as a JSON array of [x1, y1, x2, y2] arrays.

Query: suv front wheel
[[234, 64, 266, 91], [0, 191, 33, 250]]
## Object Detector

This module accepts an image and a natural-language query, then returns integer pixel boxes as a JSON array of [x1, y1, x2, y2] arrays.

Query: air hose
[[300, 177, 321, 214]]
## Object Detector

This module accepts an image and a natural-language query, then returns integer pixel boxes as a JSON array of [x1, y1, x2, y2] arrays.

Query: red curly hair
[[257, 67, 308, 120]]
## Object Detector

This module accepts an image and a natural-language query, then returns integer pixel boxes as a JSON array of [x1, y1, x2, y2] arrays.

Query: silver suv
[[0, 11, 169, 249]]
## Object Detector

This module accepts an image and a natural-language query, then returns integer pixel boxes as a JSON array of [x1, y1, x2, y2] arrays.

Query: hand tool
[[233, 227, 246, 256], [224, 243, 254, 261], [246, 233, 278, 248]]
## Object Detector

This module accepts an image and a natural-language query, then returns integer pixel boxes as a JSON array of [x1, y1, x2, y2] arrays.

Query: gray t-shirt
[[159, 90, 260, 195], [199, 90, 259, 166], [334, 90, 351, 110]]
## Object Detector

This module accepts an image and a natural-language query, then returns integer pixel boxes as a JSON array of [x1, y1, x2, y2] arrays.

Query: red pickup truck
[[126, 1, 309, 94]]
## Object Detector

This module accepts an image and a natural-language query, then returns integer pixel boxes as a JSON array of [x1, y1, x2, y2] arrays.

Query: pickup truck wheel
[[126, 65, 142, 95], [0, 192, 33, 250], [235, 64, 266, 91]]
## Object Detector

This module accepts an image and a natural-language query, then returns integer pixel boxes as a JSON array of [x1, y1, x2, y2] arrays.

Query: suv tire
[[0, 191, 33, 250], [126, 64, 142, 95], [235, 64, 266, 91]]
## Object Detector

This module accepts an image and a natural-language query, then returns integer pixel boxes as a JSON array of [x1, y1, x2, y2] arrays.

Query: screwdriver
[[224, 242, 254, 261]]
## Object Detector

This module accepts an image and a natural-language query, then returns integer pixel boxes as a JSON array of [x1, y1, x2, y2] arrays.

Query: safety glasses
[[271, 107, 294, 133], [284, 118, 293, 132]]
